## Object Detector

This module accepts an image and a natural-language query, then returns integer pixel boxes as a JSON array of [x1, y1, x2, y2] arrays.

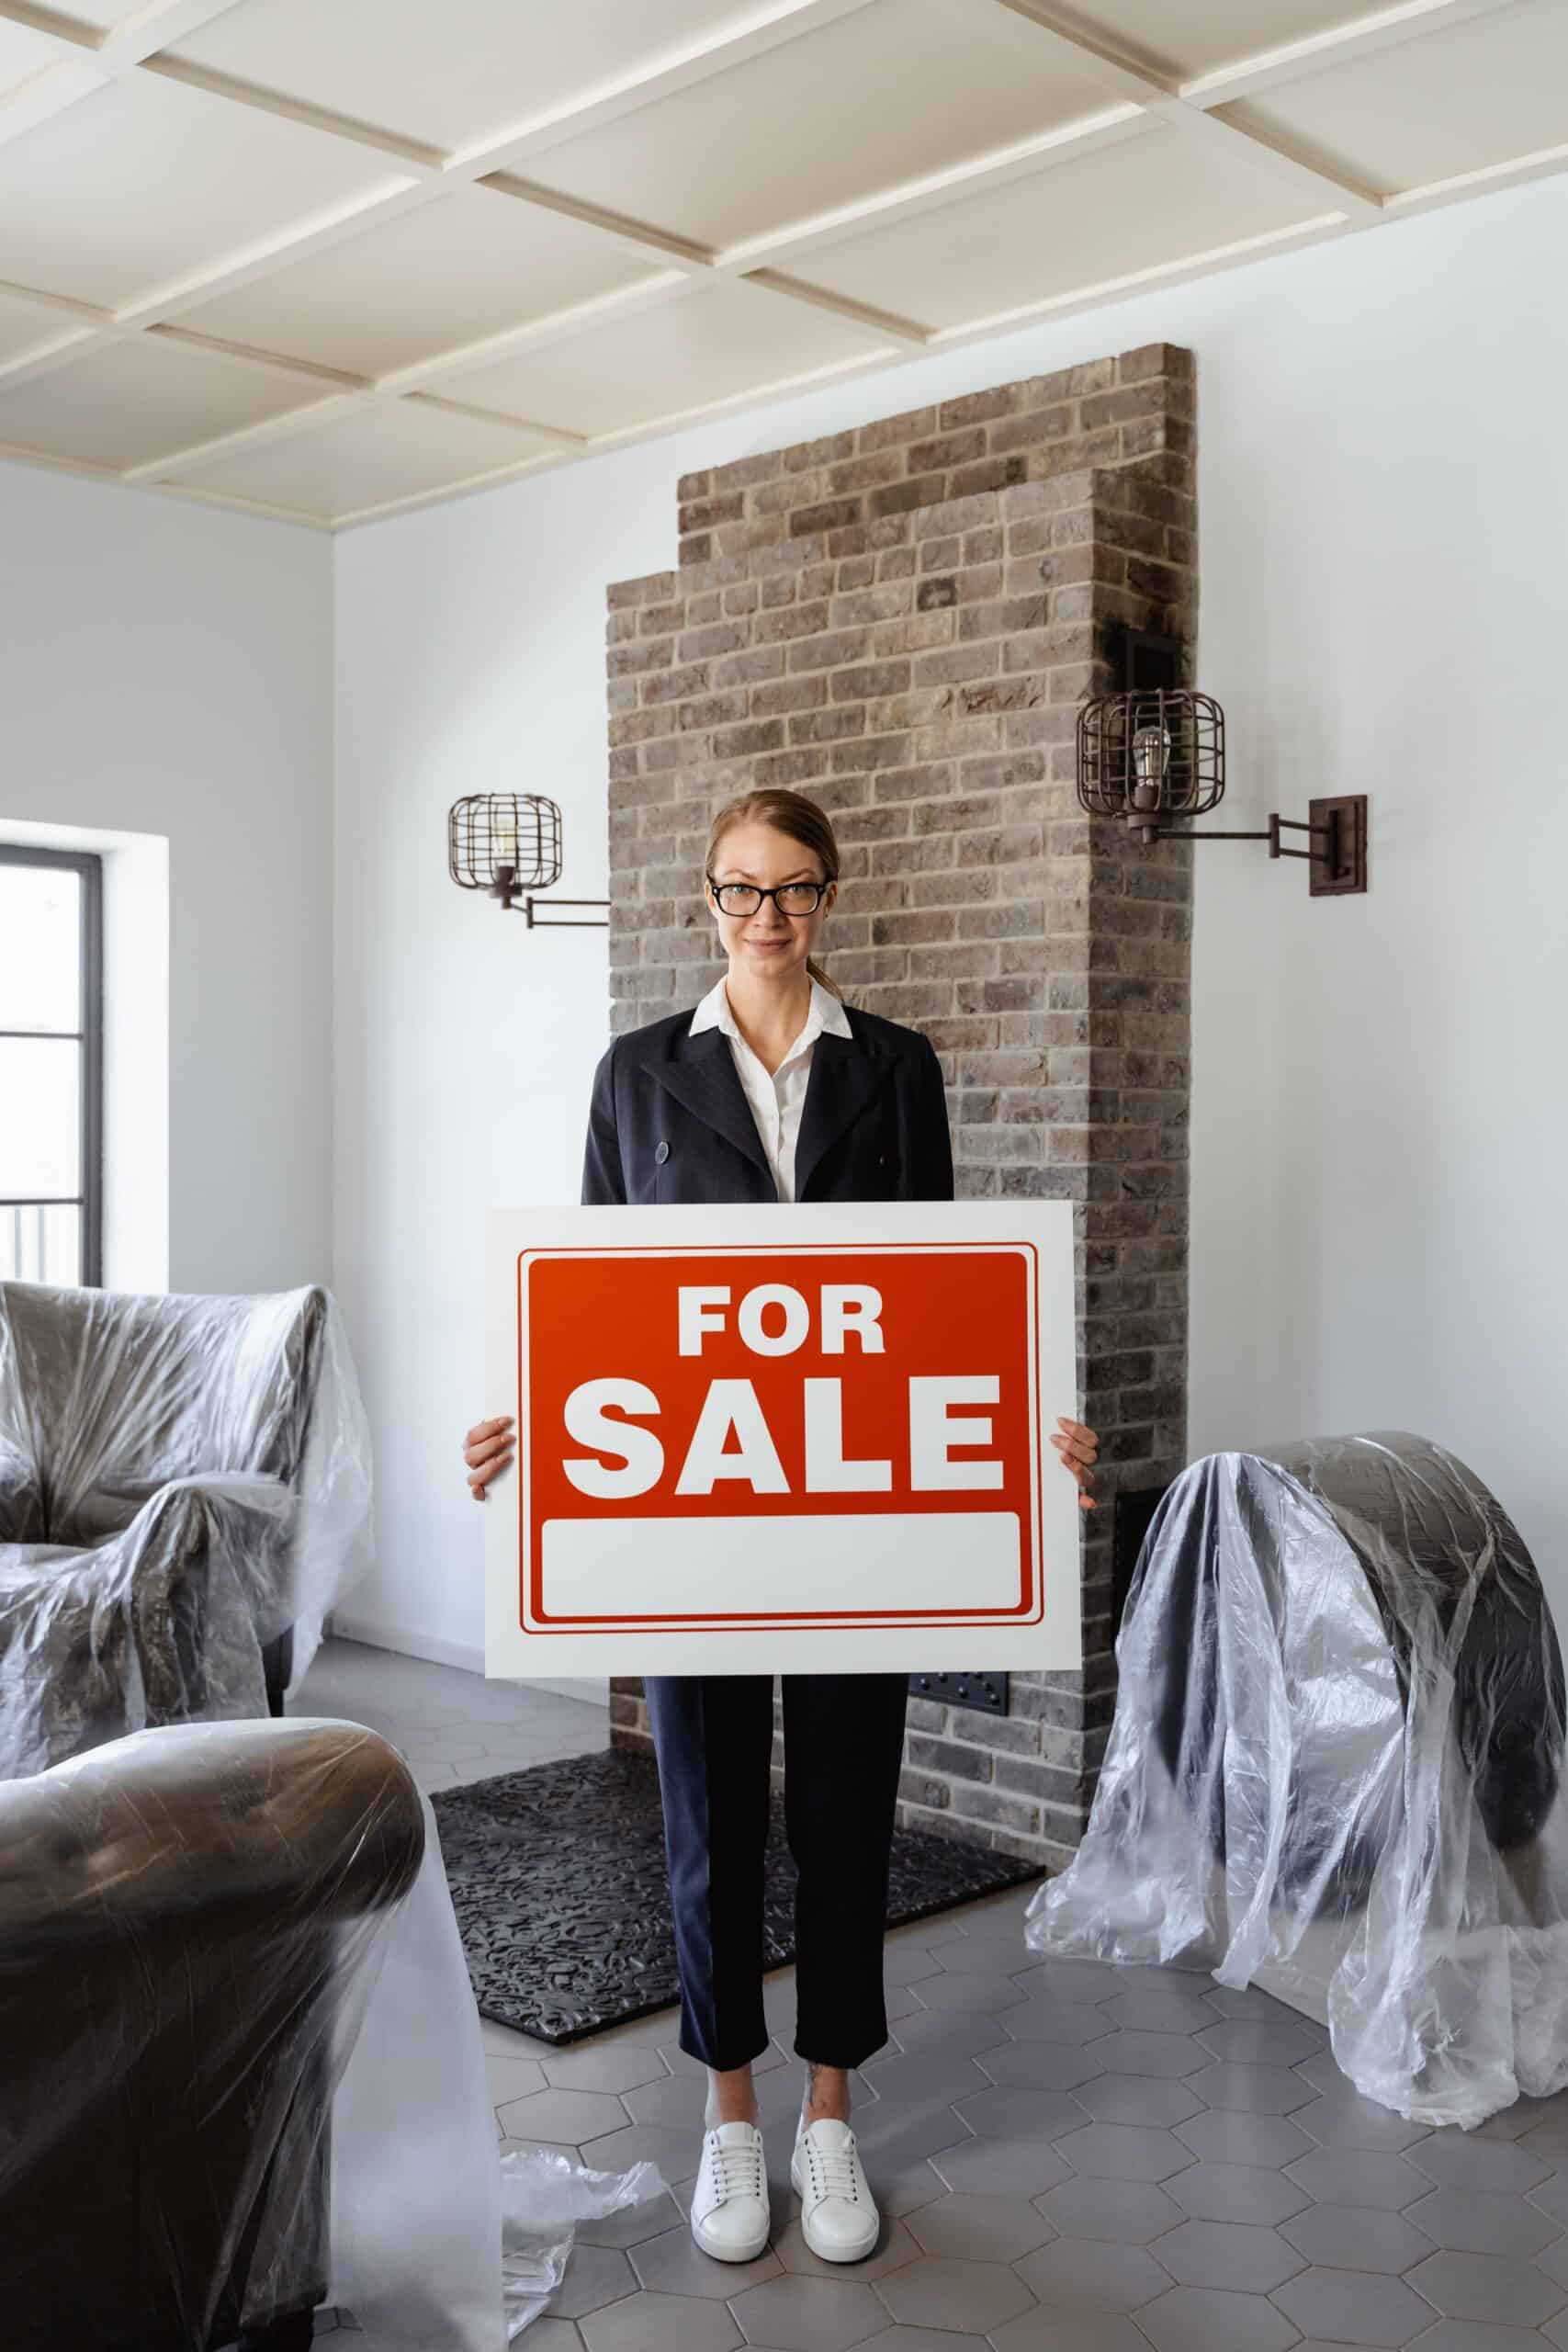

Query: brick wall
[[604, 344, 1197, 1872]]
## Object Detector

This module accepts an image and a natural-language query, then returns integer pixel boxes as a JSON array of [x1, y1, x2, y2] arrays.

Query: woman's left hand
[[1051, 1416, 1100, 1511]]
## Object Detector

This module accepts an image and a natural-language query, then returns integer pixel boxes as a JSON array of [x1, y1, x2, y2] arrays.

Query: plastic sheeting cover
[[0, 1281, 373, 1775], [1028, 1431, 1568, 2129]]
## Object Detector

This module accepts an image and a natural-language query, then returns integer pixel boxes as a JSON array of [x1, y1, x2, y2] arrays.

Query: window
[[0, 846, 103, 1286]]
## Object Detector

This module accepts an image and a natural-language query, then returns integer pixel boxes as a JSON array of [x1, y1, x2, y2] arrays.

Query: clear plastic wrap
[[0, 1280, 374, 1774], [0, 1714, 506, 2352], [499, 2149, 667, 2338], [1028, 1431, 1568, 2129]]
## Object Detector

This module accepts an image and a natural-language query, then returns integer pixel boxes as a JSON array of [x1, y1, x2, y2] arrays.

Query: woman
[[464, 787, 1099, 2266]]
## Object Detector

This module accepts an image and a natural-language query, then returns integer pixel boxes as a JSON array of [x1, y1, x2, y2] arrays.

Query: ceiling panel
[[0, 66, 407, 313], [159, 394, 561, 519], [1215, 0, 1568, 198], [0, 15, 76, 100], [522, 0, 1121, 255], [443, 277, 895, 440], [0, 334, 325, 469], [1032, 0, 1381, 84], [169, 187, 674, 379], [164, 0, 819, 156], [790, 121, 1322, 331], [0, 289, 92, 372]]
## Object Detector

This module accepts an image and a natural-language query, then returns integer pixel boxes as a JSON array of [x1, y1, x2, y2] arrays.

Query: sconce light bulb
[[1131, 722, 1170, 813], [492, 804, 519, 868]]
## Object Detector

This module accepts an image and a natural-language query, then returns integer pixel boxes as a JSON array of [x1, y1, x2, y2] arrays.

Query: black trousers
[[645, 1673, 909, 2073]]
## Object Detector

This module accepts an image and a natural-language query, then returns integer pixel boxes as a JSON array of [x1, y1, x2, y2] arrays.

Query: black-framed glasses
[[706, 875, 833, 917]]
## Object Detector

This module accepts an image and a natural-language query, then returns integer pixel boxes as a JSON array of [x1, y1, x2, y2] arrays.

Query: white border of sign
[[484, 1200, 1081, 1677]]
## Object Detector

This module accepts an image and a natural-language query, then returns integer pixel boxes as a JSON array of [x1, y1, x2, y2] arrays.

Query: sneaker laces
[[802, 2128, 863, 2205], [707, 2130, 765, 2206]]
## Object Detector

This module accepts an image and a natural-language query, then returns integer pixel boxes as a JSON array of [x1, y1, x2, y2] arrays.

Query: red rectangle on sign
[[516, 1241, 1042, 1635]]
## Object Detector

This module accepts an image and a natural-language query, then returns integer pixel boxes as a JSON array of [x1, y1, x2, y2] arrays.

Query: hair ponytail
[[806, 953, 844, 1001]]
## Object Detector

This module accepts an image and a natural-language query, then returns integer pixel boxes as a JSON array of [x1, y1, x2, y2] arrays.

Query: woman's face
[[705, 820, 837, 989]]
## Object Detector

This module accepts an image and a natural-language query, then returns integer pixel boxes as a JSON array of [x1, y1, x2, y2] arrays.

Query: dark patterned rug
[[430, 1747, 1043, 2043]]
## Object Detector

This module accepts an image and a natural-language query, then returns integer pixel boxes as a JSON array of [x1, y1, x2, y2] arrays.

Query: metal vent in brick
[[908, 1671, 1009, 1718]]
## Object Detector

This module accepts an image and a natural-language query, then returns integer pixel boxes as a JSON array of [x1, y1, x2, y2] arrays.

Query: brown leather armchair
[[0, 1716, 424, 2350]]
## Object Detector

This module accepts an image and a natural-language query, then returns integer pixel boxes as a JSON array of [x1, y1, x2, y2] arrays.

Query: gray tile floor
[[295, 1640, 1568, 2351]]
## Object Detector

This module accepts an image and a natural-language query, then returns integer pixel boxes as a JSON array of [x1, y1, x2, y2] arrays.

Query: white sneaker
[[690, 2120, 770, 2263], [791, 2118, 879, 2263]]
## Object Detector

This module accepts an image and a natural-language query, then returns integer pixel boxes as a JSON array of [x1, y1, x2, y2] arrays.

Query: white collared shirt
[[690, 973, 852, 1203]]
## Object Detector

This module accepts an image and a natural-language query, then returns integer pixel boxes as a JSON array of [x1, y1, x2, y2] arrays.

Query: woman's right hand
[[463, 1414, 514, 1501]]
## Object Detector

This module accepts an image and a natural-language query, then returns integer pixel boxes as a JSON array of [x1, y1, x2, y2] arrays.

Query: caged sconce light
[[1077, 631, 1368, 897], [447, 794, 609, 929]]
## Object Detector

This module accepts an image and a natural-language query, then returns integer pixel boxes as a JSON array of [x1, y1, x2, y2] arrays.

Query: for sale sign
[[484, 1202, 1080, 1674]]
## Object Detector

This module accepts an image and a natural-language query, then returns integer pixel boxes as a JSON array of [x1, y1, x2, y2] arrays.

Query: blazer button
[[655, 1140, 671, 1165]]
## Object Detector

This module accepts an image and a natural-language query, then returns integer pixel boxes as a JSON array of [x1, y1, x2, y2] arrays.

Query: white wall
[[334, 169, 1567, 1657], [0, 465, 334, 1295]]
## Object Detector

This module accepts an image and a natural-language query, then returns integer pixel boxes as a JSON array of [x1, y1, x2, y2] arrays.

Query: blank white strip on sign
[[537, 1511, 1023, 1623]]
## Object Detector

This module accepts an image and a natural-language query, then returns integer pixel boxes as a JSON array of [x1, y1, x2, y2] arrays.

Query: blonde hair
[[705, 786, 846, 1000]]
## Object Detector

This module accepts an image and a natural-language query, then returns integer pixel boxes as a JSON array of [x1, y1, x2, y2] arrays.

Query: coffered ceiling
[[0, 0, 1561, 528]]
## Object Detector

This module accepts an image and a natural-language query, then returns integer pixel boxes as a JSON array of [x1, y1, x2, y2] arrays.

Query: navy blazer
[[581, 1001, 954, 1207]]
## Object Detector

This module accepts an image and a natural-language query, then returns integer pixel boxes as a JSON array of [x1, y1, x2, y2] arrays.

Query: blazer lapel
[[637, 1020, 773, 1184], [794, 1015, 892, 1200]]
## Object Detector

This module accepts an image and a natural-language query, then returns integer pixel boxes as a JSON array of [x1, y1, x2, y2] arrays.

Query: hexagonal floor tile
[[1185, 2064, 1315, 2115], [886, 2008, 1018, 2060], [1407, 2187, 1560, 2256], [582, 2121, 705, 2182], [951, 2086, 1083, 2143], [1279, 2202, 1434, 2273], [1199, 2020, 1324, 2067], [904, 2191, 1053, 2262], [495, 2086, 631, 2144], [1014, 2234, 1171, 2311], [1136, 2284, 1301, 2352], [1154, 2220, 1303, 2293], [1035, 2174, 1185, 2243], [1072, 2074, 1205, 2129], [630, 2222, 781, 2299], [622, 2072, 710, 2130], [576, 2187, 687, 2250], [997, 1997, 1122, 2048], [857, 2052, 994, 2108], [485, 2052, 547, 2104], [1055, 2121, 1195, 2181], [1023, 1956, 1129, 2002], [729, 2272, 886, 2350], [1102, 1988, 1221, 2036], [1283, 2148, 1429, 2211], [1204, 1986, 1294, 2024], [927, 2135, 1071, 2197], [974, 2040, 1103, 2091], [1290, 2094, 1431, 2153], [1175, 2110, 1313, 2169], [1167, 2164, 1310, 2225], [1430, 2324, 1568, 2352], [915, 1970, 1030, 2013], [991, 2314, 1154, 2352], [579, 2288, 742, 2352], [548, 2243, 638, 2319], [1532, 2172, 1568, 2225], [1406, 2250, 1566, 2325], [1407, 2133, 1551, 2194], [874, 2254, 1036, 2333], [1271, 2266, 1438, 2346], [1094, 2031, 1210, 2080], [542, 2042, 671, 2095]]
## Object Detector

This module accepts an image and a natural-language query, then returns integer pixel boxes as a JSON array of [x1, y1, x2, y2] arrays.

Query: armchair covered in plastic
[[1028, 1431, 1568, 2129], [0, 1715, 504, 2352], [0, 1281, 373, 1777]]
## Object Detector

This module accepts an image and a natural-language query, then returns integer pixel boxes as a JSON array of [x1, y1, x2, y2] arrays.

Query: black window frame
[[0, 843, 104, 1288]]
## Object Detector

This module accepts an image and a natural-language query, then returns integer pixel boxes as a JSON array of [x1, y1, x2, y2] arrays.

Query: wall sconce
[[1077, 632, 1368, 897], [447, 794, 608, 929]]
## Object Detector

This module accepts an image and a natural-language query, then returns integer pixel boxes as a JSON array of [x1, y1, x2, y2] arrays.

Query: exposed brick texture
[[604, 345, 1197, 1873]]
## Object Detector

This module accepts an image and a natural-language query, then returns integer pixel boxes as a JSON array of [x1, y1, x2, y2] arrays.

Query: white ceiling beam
[[0, 0, 243, 146], [1178, 0, 1528, 107], [117, 385, 353, 480], [988, 0, 1384, 217]]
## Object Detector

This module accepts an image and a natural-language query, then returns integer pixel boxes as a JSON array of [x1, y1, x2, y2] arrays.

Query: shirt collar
[[691, 974, 852, 1052]]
